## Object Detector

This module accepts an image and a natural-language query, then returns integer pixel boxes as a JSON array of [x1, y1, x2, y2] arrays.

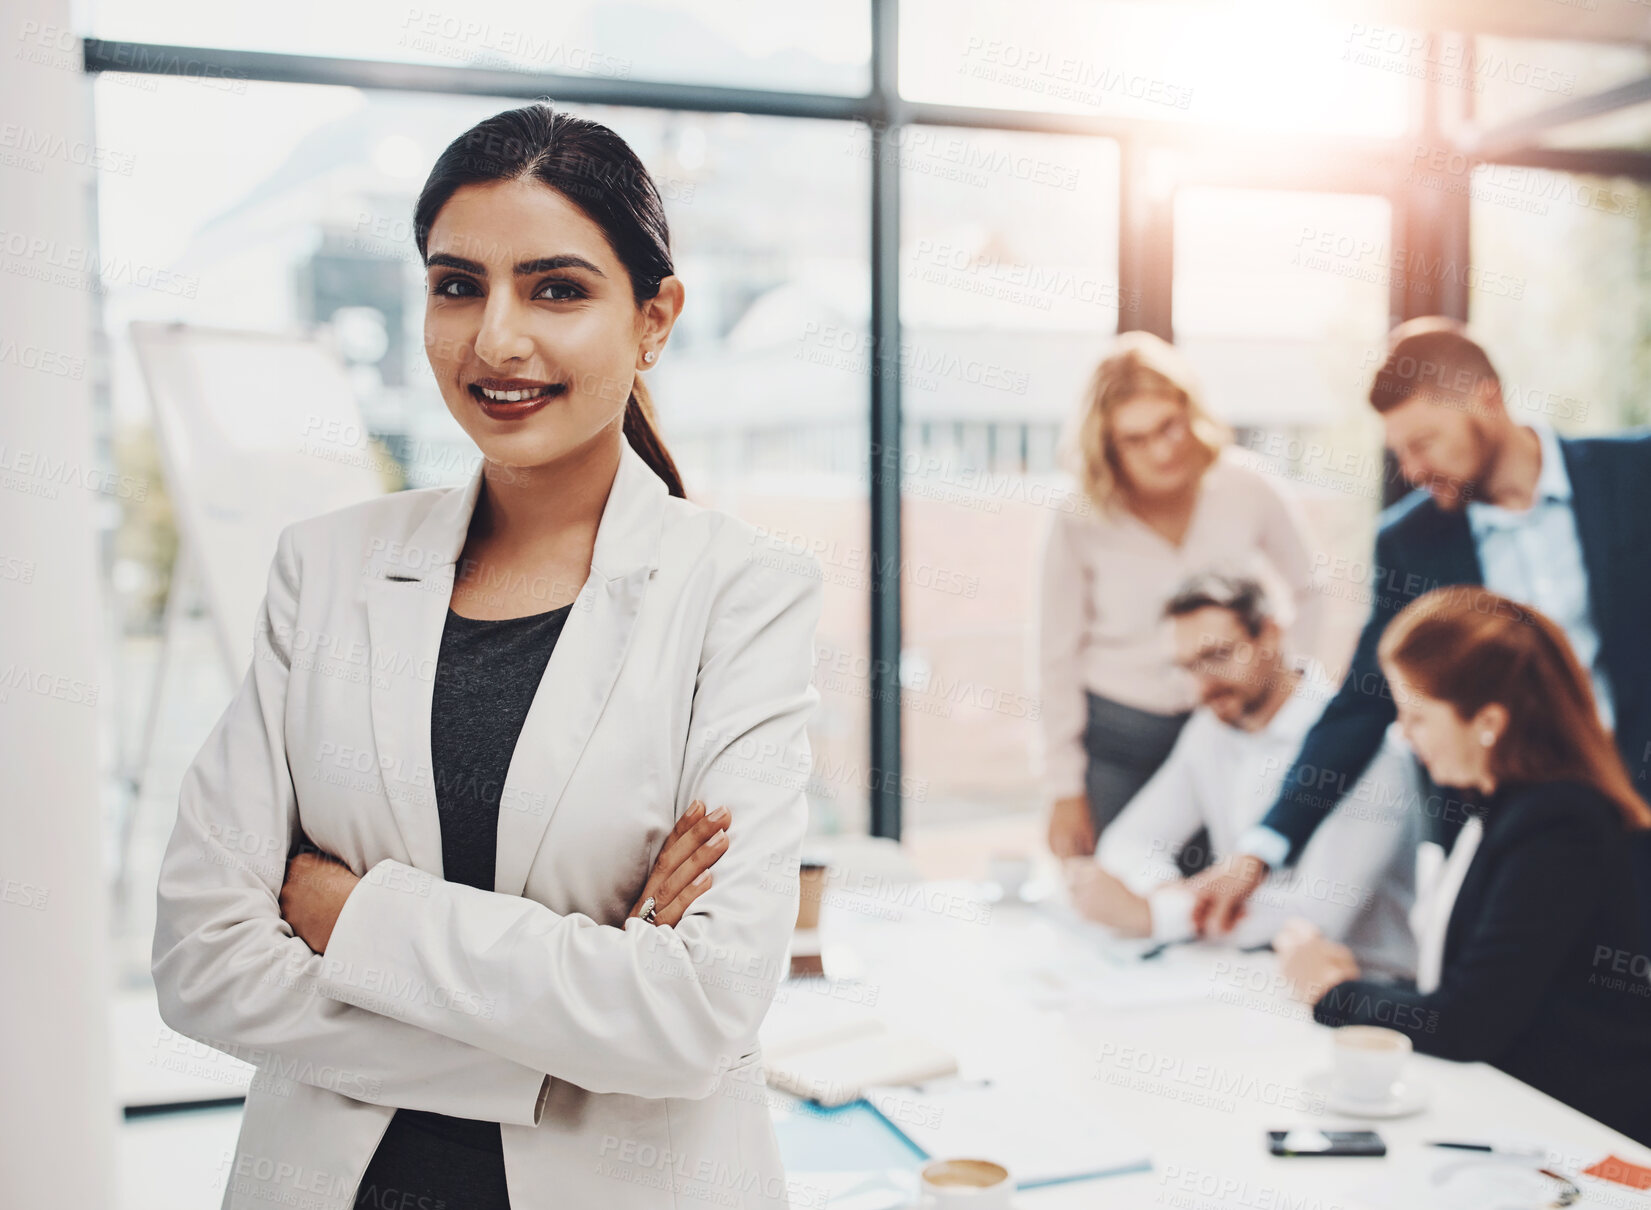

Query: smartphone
[[1267, 1129, 1386, 1157]]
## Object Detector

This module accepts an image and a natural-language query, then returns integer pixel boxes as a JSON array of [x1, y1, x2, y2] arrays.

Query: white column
[[0, 0, 119, 1203]]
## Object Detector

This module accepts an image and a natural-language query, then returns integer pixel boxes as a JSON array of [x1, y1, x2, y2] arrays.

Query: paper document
[[862, 1077, 1152, 1187]]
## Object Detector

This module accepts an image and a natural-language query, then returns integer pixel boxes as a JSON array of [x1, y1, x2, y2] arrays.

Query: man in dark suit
[[1188, 317, 1651, 940]]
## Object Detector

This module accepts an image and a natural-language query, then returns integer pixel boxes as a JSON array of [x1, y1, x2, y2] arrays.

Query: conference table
[[767, 872, 1651, 1209]]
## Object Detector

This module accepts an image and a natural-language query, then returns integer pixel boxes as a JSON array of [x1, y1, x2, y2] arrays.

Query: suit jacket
[[151, 438, 825, 1210], [1258, 430, 1651, 933], [1313, 779, 1651, 1147]]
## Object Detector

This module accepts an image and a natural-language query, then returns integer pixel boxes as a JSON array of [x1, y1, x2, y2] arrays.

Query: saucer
[[1304, 1068, 1430, 1118]]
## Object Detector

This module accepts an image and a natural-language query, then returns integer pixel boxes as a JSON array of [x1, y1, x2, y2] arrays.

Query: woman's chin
[[464, 425, 569, 468]]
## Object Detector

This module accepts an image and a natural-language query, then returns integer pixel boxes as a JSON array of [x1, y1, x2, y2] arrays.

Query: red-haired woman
[[1276, 586, 1651, 1145]]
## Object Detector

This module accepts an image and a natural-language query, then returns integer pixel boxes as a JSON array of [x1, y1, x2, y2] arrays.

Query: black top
[[1314, 779, 1651, 1147], [354, 601, 573, 1210]]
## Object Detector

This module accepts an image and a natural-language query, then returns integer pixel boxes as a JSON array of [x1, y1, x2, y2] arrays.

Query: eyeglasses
[[1112, 411, 1190, 456], [1429, 1155, 1581, 1207], [1175, 641, 1259, 677]]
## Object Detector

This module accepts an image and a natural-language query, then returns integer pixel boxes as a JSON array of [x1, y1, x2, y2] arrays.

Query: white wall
[[0, 0, 118, 1202]]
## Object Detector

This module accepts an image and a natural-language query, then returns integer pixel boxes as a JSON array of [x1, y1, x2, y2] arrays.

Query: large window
[[1469, 166, 1651, 434], [89, 0, 873, 95], [899, 0, 1411, 136], [896, 128, 1121, 870], [1173, 186, 1394, 677]]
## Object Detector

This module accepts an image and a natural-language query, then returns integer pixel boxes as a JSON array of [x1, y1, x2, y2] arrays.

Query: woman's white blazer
[[151, 438, 825, 1210]]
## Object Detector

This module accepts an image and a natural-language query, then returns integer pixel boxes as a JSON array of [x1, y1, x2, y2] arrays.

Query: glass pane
[[1471, 36, 1651, 129], [1470, 165, 1651, 432], [1532, 99, 1651, 152], [1173, 186, 1395, 676], [88, 0, 871, 96], [897, 128, 1121, 877], [93, 79, 873, 1013], [900, 0, 1411, 136]]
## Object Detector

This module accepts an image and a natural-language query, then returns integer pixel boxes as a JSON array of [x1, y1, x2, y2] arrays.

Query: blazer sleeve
[[1276, 732, 1419, 952], [314, 536, 825, 1101], [1257, 525, 1406, 866], [151, 523, 552, 1126], [1035, 510, 1091, 801], [1312, 799, 1608, 1061]]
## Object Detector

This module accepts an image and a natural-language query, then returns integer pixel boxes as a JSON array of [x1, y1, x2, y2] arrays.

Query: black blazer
[[1258, 430, 1651, 938], [1313, 779, 1651, 1146]]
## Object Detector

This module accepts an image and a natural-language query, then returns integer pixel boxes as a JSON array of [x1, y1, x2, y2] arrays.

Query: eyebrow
[[425, 252, 607, 278]]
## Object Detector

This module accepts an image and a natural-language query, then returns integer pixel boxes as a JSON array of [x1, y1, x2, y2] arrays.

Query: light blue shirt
[[1465, 421, 1613, 729], [1239, 422, 1612, 870]]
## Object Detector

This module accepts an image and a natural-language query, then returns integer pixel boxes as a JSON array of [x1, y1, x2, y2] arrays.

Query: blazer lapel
[[361, 440, 668, 895], [363, 462, 486, 878], [1421, 499, 1484, 589], [492, 563, 653, 896], [1558, 438, 1617, 647], [494, 444, 666, 897]]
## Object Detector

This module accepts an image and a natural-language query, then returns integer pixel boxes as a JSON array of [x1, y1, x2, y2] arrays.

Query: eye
[[536, 278, 586, 302], [430, 275, 476, 298]]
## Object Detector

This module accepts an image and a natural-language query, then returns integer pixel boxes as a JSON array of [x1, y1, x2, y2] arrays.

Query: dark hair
[[1163, 572, 1273, 638], [413, 102, 685, 497], [1380, 586, 1650, 828], [1368, 317, 1501, 416]]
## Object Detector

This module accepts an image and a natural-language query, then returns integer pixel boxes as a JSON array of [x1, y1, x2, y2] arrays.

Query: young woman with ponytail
[[151, 103, 822, 1209]]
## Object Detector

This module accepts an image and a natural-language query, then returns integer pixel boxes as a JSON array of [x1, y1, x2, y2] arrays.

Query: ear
[[1473, 377, 1505, 422], [1472, 701, 1510, 745], [637, 276, 685, 350]]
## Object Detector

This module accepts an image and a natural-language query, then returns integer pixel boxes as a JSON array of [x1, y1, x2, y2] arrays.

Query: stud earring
[[1480, 731, 1496, 747], [643, 350, 656, 363]]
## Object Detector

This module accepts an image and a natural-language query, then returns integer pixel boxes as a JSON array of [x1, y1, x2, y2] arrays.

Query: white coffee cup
[[919, 1158, 1014, 1209], [1330, 1024, 1411, 1103]]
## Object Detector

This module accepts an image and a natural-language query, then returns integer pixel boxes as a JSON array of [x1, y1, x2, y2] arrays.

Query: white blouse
[[1034, 448, 1326, 799], [1409, 814, 1486, 995]]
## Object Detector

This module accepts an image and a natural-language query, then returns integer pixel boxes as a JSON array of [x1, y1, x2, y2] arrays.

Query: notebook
[[765, 1025, 959, 1108], [760, 991, 958, 1108], [862, 1077, 1153, 1188]]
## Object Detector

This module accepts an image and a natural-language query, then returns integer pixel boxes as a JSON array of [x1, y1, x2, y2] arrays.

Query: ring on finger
[[640, 896, 658, 925]]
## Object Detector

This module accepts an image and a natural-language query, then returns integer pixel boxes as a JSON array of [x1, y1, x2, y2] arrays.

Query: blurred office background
[[5, 0, 1651, 1204]]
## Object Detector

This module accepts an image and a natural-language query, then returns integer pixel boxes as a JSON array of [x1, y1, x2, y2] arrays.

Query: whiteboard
[[130, 322, 388, 674]]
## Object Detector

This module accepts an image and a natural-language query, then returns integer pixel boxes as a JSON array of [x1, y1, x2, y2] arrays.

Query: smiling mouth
[[468, 381, 567, 418], [471, 381, 565, 402]]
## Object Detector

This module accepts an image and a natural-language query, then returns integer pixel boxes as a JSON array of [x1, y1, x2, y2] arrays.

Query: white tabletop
[[773, 877, 1651, 1209]]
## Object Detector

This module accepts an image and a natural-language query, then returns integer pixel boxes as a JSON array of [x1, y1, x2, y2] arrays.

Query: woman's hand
[[629, 799, 730, 927], [1063, 858, 1152, 936], [1047, 794, 1096, 858], [279, 846, 361, 954], [1273, 916, 1361, 1004]]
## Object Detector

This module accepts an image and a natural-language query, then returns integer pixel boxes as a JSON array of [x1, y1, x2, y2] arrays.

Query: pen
[[1141, 938, 1273, 961], [1427, 1141, 1546, 1157]]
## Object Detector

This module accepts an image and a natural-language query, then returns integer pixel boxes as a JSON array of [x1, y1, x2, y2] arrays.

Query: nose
[[1152, 438, 1184, 469], [473, 293, 533, 366]]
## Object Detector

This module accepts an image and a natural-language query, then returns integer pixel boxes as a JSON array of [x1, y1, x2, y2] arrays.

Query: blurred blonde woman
[[1038, 331, 1324, 857]]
